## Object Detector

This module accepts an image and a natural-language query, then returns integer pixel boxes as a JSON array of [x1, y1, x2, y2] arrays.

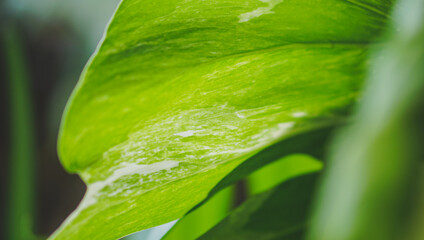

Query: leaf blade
[[52, 0, 392, 239]]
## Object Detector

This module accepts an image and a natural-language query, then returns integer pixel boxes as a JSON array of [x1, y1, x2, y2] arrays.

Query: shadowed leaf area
[[199, 173, 320, 240]]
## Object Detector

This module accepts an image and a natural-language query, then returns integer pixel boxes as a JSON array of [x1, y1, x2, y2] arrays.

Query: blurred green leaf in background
[[308, 0, 424, 239], [1, 0, 120, 238]]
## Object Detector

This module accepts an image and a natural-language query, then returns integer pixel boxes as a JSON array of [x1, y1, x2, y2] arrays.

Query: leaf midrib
[[345, 0, 391, 18], [203, 41, 369, 65]]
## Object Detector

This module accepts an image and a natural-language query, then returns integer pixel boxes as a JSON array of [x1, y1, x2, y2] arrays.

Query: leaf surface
[[186, 126, 335, 214], [52, 0, 392, 239]]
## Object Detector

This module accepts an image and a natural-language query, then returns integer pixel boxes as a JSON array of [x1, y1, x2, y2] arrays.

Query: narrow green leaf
[[52, 0, 393, 239], [248, 154, 322, 195], [162, 186, 233, 240], [3, 24, 37, 240], [199, 173, 320, 240]]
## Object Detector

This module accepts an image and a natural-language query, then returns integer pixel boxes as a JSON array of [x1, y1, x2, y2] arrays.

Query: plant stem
[[3, 23, 37, 240]]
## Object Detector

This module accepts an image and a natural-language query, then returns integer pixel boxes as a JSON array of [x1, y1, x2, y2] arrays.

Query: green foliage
[[163, 186, 233, 240], [199, 173, 320, 240], [164, 155, 321, 240], [247, 154, 322, 195], [51, 0, 395, 239], [187, 126, 334, 214], [3, 24, 37, 240]]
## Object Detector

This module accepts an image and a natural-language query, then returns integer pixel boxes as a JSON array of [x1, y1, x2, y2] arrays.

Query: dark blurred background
[[0, 0, 120, 238]]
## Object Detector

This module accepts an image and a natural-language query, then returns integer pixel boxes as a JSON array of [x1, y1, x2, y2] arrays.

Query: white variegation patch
[[239, 0, 284, 23]]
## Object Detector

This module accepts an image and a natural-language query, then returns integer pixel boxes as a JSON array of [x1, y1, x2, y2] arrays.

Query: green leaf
[[162, 186, 234, 240], [199, 173, 320, 240], [52, 0, 392, 239], [308, 0, 424, 239], [247, 154, 322, 194]]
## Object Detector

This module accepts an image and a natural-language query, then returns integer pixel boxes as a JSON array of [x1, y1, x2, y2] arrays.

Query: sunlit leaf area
[[1, 0, 423, 239]]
